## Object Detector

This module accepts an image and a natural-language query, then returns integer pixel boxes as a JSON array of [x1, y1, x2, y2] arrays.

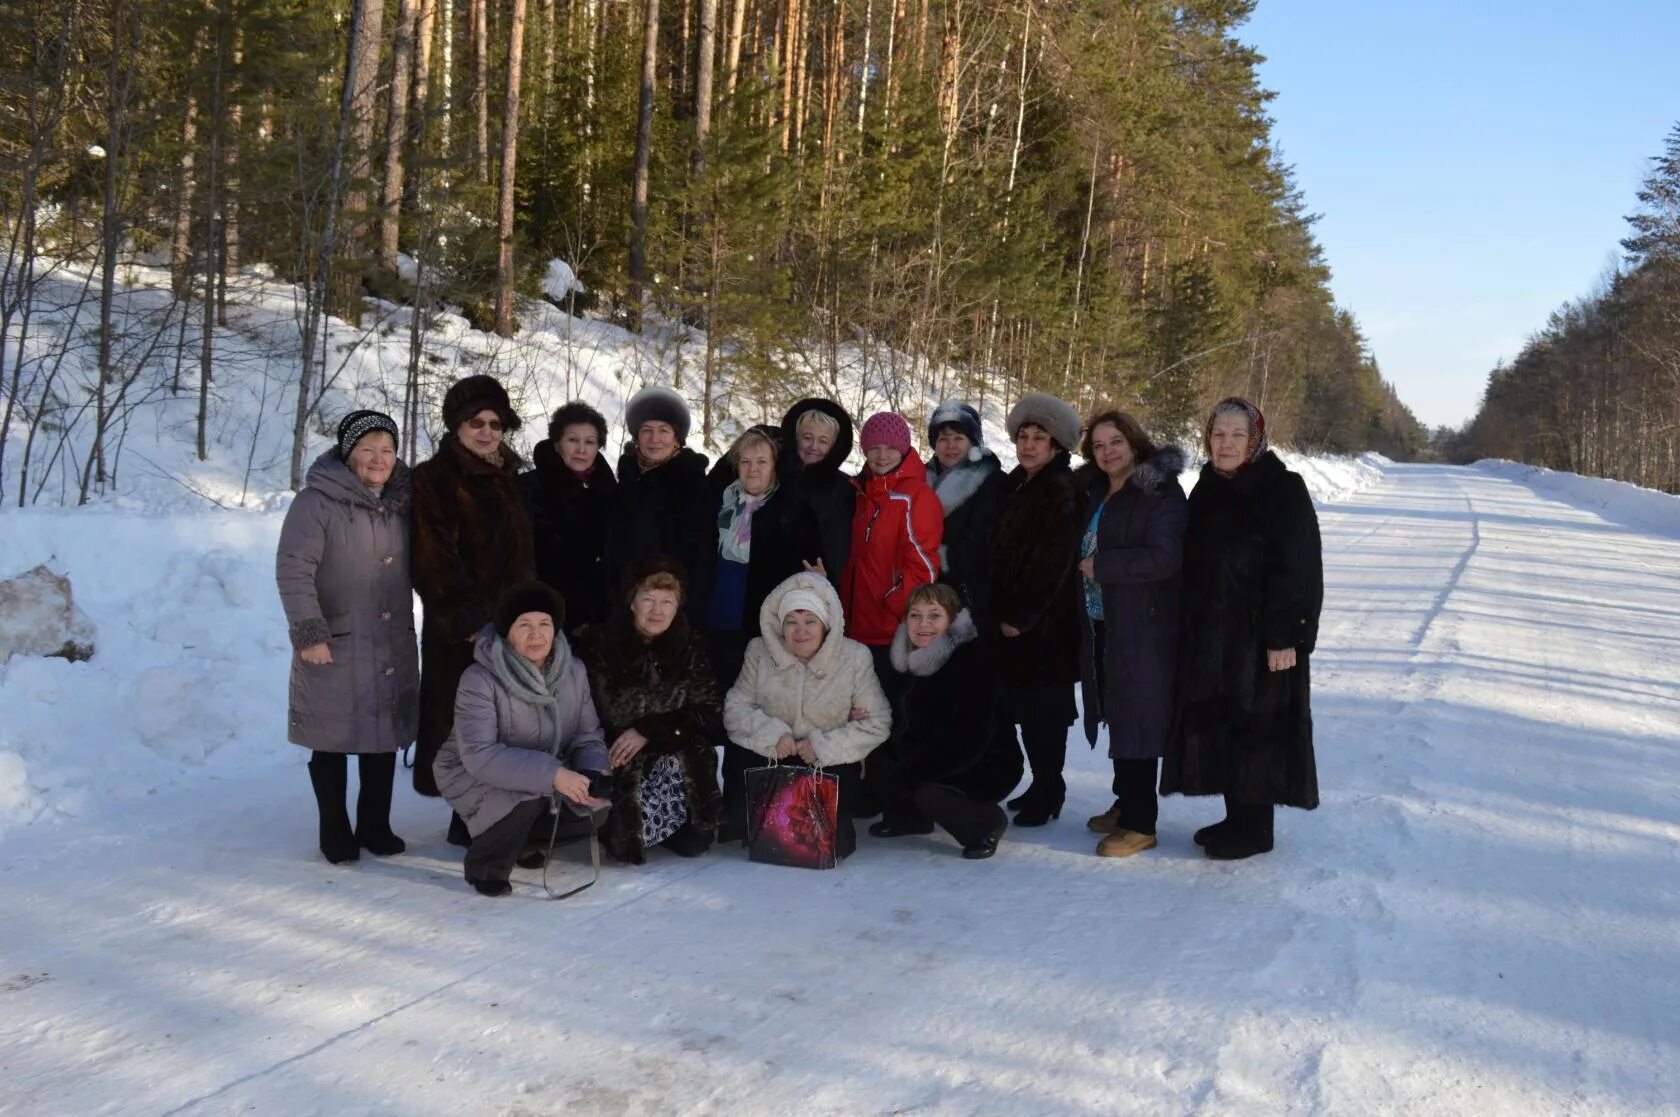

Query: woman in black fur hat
[[410, 375, 533, 840]]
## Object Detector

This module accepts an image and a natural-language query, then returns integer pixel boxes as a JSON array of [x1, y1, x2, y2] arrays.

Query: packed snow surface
[[2, 461, 1677, 1114]]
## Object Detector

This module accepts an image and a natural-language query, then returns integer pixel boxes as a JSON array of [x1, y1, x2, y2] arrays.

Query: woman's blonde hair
[[726, 426, 781, 467], [795, 409, 841, 439], [629, 569, 685, 604]]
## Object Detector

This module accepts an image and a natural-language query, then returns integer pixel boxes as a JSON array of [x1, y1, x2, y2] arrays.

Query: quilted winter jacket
[[839, 455, 944, 646], [275, 450, 419, 754], [723, 573, 891, 767], [433, 626, 609, 837]]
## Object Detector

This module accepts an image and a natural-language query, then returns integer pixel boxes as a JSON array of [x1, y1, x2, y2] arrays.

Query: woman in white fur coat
[[723, 571, 891, 858]]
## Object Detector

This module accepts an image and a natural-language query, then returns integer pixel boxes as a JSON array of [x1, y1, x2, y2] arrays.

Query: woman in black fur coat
[[410, 376, 533, 812], [606, 386, 715, 617], [575, 560, 724, 864], [867, 584, 1021, 859], [1162, 398, 1323, 860], [989, 392, 1086, 827], [520, 401, 617, 636]]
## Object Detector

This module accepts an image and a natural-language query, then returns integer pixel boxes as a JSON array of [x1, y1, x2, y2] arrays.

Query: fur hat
[[859, 411, 913, 457], [624, 384, 691, 444], [547, 400, 608, 445], [927, 402, 983, 448], [1006, 392, 1081, 452], [443, 374, 521, 435], [494, 581, 566, 637], [335, 409, 400, 461]]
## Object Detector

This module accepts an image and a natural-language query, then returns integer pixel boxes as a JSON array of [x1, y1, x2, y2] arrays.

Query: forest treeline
[[1441, 123, 1680, 494], [2, 0, 1424, 500]]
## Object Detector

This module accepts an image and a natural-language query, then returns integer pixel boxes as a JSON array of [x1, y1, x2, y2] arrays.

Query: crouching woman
[[869, 583, 1022, 859], [577, 559, 725, 864], [434, 583, 611, 896], [723, 572, 891, 858]]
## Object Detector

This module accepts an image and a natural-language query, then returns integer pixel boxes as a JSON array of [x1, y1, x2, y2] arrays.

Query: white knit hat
[[776, 588, 830, 627]]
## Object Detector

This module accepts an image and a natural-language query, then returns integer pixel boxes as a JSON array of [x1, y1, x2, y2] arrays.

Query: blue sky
[[1241, 1, 1680, 428]]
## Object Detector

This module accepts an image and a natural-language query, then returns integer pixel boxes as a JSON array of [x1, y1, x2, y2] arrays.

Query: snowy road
[[2, 463, 1678, 1116]]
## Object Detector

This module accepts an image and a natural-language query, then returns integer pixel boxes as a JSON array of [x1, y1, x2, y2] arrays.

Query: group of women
[[276, 374, 1323, 896]]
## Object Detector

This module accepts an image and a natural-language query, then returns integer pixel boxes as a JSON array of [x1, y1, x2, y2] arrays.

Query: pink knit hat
[[858, 411, 913, 456]]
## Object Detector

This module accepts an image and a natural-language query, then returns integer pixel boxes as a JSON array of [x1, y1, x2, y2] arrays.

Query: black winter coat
[[519, 441, 617, 635], [779, 399, 856, 588], [882, 611, 1023, 802], [989, 452, 1085, 689], [1161, 451, 1323, 808], [704, 482, 823, 689], [575, 611, 725, 864], [926, 447, 1006, 620], [1076, 448, 1189, 760], [409, 435, 533, 794], [606, 445, 715, 614]]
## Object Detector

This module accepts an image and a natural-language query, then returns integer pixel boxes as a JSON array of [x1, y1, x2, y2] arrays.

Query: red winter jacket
[[840, 455, 944, 646]]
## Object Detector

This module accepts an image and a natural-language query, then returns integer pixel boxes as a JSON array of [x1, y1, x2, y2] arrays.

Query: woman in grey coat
[[276, 410, 420, 864], [433, 582, 611, 896]]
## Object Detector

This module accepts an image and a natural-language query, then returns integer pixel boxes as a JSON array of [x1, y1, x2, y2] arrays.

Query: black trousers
[[1111, 757, 1159, 836], [1013, 684, 1075, 808], [462, 797, 552, 883]]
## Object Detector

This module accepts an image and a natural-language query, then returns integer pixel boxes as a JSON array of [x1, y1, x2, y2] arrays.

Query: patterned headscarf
[[1203, 397, 1268, 466]]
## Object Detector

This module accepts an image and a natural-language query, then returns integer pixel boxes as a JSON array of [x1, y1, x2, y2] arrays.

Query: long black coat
[[575, 611, 724, 864], [926, 447, 1006, 621], [880, 611, 1023, 802], [705, 482, 824, 689], [519, 440, 617, 635], [409, 435, 533, 794], [606, 445, 715, 614], [1076, 448, 1189, 760], [989, 451, 1085, 689], [779, 399, 856, 588], [1161, 451, 1323, 809]]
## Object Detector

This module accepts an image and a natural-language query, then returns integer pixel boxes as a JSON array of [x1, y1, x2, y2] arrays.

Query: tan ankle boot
[[1087, 803, 1123, 833], [1096, 830, 1157, 858]]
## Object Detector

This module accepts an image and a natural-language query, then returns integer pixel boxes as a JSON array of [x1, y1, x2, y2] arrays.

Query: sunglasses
[[466, 417, 504, 433]]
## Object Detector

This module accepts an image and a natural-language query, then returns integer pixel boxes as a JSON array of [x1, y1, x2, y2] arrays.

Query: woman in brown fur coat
[[410, 375, 534, 830]]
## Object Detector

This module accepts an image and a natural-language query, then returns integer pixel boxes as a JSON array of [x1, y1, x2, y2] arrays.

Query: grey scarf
[[488, 632, 572, 750]]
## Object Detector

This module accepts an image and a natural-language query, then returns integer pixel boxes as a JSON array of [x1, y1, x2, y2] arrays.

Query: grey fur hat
[[1005, 392, 1081, 452], [624, 384, 691, 444]]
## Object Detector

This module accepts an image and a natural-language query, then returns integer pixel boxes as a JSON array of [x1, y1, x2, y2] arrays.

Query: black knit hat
[[442, 374, 522, 435], [335, 409, 400, 461], [547, 400, 608, 445], [624, 384, 691, 444], [493, 581, 566, 637]]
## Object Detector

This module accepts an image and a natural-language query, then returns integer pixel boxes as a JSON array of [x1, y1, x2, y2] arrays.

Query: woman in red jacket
[[840, 412, 944, 688]]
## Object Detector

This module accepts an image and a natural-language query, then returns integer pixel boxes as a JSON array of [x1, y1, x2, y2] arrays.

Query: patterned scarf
[[1208, 396, 1270, 466], [717, 478, 776, 565]]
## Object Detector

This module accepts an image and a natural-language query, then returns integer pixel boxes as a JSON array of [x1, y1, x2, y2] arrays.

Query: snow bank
[[540, 258, 585, 301], [1474, 459, 1680, 536], [0, 509, 292, 833], [1173, 449, 1389, 505]]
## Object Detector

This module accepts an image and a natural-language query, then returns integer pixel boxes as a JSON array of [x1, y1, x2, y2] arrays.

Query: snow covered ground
[[2, 459, 1677, 1115]]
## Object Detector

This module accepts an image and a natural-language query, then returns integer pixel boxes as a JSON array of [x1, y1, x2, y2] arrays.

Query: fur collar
[[889, 608, 978, 676], [1132, 445, 1187, 494], [926, 448, 1001, 515]]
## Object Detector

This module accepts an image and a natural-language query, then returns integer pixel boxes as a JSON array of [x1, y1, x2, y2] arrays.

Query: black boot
[[1194, 795, 1238, 847], [1205, 802, 1275, 860], [659, 822, 711, 858], [307, 753, 360, 864], [354, 753, 406, 856]]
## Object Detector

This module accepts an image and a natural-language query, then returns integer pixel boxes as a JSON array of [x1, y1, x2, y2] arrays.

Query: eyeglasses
[[466, 417, 504, 433]]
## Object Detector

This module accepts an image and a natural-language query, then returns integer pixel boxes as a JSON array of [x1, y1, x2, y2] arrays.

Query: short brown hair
[[726, 426, 780, 468], [905, 582, 962, 615], [1081, 408, 1158, 463], [631, 570, 684, 603]]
